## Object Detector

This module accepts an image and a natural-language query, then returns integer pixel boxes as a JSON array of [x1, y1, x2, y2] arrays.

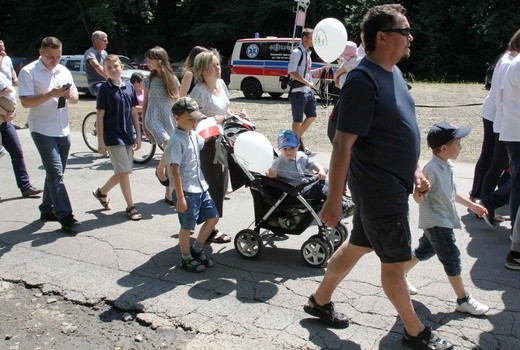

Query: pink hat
[[341, 41, 358, 61]]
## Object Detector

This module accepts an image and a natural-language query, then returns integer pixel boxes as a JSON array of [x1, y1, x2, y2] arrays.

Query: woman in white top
[[190, 50, 241, 244]]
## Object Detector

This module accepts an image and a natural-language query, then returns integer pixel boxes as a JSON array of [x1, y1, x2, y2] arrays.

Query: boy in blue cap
[[406, 122, 490, 315]]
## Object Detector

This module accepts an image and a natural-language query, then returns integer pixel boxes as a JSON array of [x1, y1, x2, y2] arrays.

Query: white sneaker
[[0, 147, 7, 158], [455, 294, 489, 315], [406, 278, 418, 295]]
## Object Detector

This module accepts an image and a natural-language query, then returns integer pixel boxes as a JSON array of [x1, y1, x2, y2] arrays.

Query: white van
[[228, 37, 329, 99]]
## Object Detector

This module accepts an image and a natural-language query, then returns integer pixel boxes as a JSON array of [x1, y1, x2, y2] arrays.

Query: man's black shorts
[[349, 190, 412, 263]]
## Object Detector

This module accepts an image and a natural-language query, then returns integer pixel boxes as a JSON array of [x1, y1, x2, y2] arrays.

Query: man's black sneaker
[[505, 251, 520, 270], [303, 294, 349, 328], [402, 327, 453, 349], [40, 211, 59, 221], [22, 186, 43, 197], [60, 215, 81, 231]]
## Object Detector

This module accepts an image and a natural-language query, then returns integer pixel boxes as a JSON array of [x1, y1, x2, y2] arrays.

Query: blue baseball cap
[[277, 129, 299, 149], [427, 122, 471, 149]]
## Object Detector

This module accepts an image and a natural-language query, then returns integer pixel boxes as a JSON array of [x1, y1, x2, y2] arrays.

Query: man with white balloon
[[287, 28, 327, 157], [305, 5, 454, 350]]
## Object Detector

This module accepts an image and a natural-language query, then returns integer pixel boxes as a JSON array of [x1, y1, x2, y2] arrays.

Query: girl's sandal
[[93, 188, 112, 210], [126, 206, 142, 221]]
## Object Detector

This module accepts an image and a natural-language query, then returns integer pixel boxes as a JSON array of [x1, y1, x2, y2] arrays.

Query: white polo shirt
[[18, 58, 77, 137]]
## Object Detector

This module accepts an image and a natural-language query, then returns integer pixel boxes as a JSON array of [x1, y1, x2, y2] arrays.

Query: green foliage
[[0, 0, 518, 82]]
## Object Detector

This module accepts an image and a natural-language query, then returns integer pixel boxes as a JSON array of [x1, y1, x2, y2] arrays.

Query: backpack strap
[[296, 46, 306, 77], [348, 65, 378, 100]]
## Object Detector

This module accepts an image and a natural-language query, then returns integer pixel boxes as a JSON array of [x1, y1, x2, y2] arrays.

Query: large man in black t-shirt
[[303, 4, 453, 350]]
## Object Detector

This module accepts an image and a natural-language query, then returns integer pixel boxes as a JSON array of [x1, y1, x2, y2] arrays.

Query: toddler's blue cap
[[277, 129, 299, 149]]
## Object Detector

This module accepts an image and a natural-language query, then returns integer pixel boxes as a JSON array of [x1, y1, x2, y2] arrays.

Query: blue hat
[[277, 129, 299, 149], [427, 122, 471, 149]]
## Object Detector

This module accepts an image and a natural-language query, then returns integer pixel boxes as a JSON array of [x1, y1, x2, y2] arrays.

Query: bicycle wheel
[[82, 111, 98, 152], [133, 134, 156, 164]]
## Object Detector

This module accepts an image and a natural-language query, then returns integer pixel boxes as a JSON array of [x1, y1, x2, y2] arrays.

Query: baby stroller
[[222, 119, 353, 268]]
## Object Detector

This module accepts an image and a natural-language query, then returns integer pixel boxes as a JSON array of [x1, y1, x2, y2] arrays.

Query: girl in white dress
[[142, 46, 180, 203]]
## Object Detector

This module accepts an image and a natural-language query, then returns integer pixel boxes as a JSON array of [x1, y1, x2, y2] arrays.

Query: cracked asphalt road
[[1, 84, 520, 349]]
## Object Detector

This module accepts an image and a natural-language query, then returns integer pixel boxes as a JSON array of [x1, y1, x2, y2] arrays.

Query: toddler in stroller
[[232, 129, 354, 267]]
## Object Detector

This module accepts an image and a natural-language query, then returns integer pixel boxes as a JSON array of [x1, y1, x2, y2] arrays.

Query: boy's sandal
[[207, 229, 232, 244], [93, 188, 111, 210], [126, 206, 142, 221]]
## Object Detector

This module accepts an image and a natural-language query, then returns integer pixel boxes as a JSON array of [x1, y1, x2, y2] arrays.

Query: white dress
[[144, 76, 178, 144]]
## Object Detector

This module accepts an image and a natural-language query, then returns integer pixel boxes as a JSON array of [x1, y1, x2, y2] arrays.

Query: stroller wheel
[[301, 237, 330, 268], [330, 222, 348, 250], [234, 229, 263, 260]]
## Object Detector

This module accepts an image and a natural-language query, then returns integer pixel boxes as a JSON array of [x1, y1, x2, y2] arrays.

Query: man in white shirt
[[18, 36, 81, 231]]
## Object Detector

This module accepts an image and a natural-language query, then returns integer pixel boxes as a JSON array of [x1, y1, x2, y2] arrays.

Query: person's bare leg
[[447, 275, 466, 299], [196, 217, 219, 244], [313, 243, 372, 305], [179, 229, 191, 255], [404, 256, 420, 274], [118, 172, 134, 208], [292, 122, 302, 138], [299, 116, 316, 137], [99, 173, 121, 196], [381, 262, 424, 336]]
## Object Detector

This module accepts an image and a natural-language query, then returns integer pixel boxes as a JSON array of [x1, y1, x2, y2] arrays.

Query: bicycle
[[81, 111, 161, 164]]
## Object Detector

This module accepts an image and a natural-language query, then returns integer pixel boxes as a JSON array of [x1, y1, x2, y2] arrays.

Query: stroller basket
[[249, 175, 323, 236]]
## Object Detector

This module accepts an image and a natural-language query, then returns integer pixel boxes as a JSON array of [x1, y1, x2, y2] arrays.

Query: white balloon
[[312, 18, 348, 63], [234, 131, 273, 173]]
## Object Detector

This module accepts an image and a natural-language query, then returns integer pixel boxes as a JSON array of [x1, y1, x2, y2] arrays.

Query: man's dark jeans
[[0, 122, 32, 193]]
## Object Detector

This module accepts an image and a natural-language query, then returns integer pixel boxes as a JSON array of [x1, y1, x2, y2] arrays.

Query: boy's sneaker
[[181, 257, 205, 273], [505, 251, 520, 270], [455, 294, 489, 315], [406, 278, 418, 295], [303, 294, 350, 328], [402, 327, 453, 350], [0, 147, 7, 158], [190, 246, 214, 267]]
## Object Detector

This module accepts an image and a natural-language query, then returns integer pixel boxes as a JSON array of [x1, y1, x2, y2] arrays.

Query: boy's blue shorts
[[173, 190, 219, 230]]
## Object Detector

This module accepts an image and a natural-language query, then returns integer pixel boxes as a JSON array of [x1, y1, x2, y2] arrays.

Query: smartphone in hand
[[57, 83, 72, 109]]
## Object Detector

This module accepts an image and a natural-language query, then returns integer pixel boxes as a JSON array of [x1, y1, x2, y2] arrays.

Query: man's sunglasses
[[381, 27, 412, 37]]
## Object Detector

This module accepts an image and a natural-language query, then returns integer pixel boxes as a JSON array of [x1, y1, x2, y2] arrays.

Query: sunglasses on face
[[381, 27, 412, 37]]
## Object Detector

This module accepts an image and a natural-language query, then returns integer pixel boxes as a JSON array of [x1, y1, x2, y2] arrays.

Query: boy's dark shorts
[[349, 190, 412, 263]]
